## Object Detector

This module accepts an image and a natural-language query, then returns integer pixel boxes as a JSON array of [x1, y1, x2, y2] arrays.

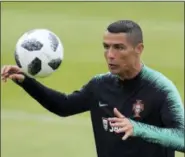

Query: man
[[1, 20, 184, 157]]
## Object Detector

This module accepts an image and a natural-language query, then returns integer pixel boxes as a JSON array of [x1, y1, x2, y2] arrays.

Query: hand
[[108, 108, 134, 140], [1, 65, 25, 83]]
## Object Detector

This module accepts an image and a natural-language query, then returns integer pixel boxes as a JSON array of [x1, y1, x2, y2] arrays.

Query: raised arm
[[1, 65, 95, 117], [16, 75, 95, 117]]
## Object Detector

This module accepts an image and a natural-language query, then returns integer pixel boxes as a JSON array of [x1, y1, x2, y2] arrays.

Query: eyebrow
[[103, 42, 126, 46]]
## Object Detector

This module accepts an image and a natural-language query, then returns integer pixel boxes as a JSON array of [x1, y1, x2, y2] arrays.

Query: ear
[[135, 43, 144, 55]]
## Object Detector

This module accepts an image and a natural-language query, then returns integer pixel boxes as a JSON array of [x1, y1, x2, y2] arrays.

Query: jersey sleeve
[[130, 81, 185, 152], [15, 75, 96, 117]]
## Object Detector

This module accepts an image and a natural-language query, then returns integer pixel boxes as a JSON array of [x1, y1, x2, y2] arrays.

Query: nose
[[106, 47, 115, 59]]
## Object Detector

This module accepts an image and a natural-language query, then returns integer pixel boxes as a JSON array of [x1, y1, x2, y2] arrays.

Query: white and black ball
[[15, 29, 64, 78]]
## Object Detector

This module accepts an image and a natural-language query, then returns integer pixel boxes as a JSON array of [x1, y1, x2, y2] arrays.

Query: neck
[[119, 62, 143, 81]]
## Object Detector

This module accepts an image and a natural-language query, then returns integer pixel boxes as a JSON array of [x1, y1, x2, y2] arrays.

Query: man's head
[[103, 20, 144, 79]]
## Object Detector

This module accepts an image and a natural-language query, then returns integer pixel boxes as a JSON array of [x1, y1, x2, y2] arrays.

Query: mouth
[[108, 64, 118, 69]]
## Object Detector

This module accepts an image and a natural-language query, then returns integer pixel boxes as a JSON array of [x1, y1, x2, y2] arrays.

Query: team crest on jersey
[[132, 100, 144, 118], [102, 117, 108, 131]]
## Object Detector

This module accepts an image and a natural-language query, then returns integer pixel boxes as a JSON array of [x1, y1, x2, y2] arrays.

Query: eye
[[103, 43, 110, 50], [114, 44, 125, 50]]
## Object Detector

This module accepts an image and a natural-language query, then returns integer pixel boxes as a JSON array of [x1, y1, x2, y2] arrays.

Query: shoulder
[[91, 72, 117, 84], [86, 72, 117, 90], [79, 72, 116, 94], [143, 66, 176, 90], [143, 66, 181, 100]]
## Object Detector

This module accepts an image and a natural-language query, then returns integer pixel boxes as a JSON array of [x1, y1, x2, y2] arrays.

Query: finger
[[1, 66, 11, 80], [9, 65, 21, 72], [2, 65, 20, 75], [110, 122, 126, 128], [9, 74, 24, 82], [4, 65, 11, 75], [122, 132, 131, 140], [115, 126, 128, 133], [3, 72, 10, 78], [1, 66, 8, 76], [1, 74, 8, 82], [114, 108, 125, 118], [108, 117, 123, 122], [2, 76, 8, 82], [3, 66, 16, 77], [1, 75, 5, 80], [2, 77, 7, 82]]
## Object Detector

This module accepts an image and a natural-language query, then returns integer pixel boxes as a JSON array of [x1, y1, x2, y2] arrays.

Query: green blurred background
[[1, 2, 184, 157]]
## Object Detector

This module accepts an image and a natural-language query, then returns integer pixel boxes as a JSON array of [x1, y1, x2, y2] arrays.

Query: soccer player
[[1, 20, 184, 157]]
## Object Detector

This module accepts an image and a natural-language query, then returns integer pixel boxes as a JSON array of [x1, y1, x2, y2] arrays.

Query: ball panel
[[28, 57, 42, 75], [21, 39, 43, 51], [48, 33, 59, 52], [35, 66, 54, 78], [48, 58, 62, 70]]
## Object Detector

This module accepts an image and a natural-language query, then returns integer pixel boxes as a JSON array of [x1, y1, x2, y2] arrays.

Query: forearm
[[15, 76, 90, 117], [130, 120, 185, 152]]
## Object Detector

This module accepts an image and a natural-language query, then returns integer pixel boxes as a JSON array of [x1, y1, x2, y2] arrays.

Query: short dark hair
[[107, 20, 143, 46]]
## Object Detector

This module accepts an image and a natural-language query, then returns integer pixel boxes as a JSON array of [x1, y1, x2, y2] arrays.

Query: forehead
[[103, 31, 130, 45]]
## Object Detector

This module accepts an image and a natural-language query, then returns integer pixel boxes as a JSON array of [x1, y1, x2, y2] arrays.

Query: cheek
[[119, 52, 129, 62], [121, 51, 136, 60], [119, 52, 136, 66]]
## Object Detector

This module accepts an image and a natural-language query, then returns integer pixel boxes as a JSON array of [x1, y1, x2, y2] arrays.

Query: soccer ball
[[14, 29, 64, 78]]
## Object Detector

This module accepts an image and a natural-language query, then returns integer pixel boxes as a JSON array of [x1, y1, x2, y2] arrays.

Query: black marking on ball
[[48, 33, 59, 52], [28, 57, 41, 75], [14, 51, 22, 68], [48, 58, 62, 70], [21, 38, 43, 51]]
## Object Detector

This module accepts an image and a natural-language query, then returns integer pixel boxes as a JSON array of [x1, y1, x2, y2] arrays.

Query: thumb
[[9, 74, 25, 82], [122, 132, 131, 140], [113, 108, 125, 118]]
